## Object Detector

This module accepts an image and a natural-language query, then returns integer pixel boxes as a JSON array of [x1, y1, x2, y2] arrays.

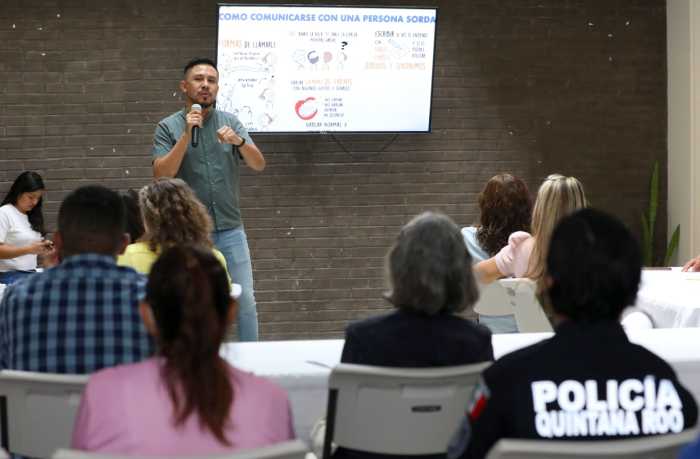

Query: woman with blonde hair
[[118, 178, 229, 277], [475, 174, 587, 285]]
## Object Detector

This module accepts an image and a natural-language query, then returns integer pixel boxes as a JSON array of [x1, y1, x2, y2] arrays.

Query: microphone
[[190, 104, 202, 148]]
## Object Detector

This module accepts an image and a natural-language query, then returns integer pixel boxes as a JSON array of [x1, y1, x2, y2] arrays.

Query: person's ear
[[52, 232, 65, 262], [226, 299, 238, 327], [139, 301, 158, 337], [116, 233, 130, 255], [180, 79, 187, 94]]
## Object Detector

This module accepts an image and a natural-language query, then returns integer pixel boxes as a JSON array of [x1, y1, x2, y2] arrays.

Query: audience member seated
[[71, 245, 294, 455], [462, 173, 532, 263], [117, 178, 229, 278], [461, 173, 531, 333], [121, 189, 145, 244], [0, 171, 55, 284], [453, 209, 698, 459], [474, 174, 586, 289], [334, 211, 493, 459], [0, 185, 153, 372]]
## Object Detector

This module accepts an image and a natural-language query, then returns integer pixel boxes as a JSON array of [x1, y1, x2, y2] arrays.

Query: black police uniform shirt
[[459, 320, 698, 459]]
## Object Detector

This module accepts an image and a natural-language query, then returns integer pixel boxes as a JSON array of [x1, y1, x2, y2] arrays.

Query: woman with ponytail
[[71, 245, 294, 455]]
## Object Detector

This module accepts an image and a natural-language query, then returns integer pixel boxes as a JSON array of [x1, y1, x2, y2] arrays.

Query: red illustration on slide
[[295, 97, 318, 120]]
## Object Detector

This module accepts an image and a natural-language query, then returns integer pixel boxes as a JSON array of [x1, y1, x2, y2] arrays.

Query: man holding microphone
[[152, 58, 265, 341]]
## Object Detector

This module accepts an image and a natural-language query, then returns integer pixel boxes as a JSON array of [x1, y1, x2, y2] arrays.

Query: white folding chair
[[473, 281, 513, 317], [498, 278, 552, 333], [53, 440, 309, 459], [486, 429, 699, 458], [0, 370, 88, 458], [321, 362, 491, 458]]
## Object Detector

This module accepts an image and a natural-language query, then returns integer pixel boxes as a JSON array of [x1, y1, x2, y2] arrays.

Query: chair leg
[[322, 389, 338, 459], [0, 395, 8, 452]]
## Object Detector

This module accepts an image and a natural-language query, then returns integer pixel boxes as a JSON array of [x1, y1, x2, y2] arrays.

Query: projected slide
[[216, 5, 437, 133]]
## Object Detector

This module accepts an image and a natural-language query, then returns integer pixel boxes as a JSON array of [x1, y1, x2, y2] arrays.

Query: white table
[[635, 269, 700, 327], [221, 328, 700, 442]]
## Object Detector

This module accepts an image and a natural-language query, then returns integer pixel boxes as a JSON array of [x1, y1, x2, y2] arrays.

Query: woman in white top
[[0, 172, 54, 284]]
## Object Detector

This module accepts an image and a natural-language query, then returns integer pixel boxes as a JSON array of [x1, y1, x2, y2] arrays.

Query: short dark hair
[[546, 208, 641, 322], [122, 189, 144, 243], [183, 58, 217, 76], [2, 171, 46, 235], [58, 185, 126, 256], [386, 211, 479, 315]]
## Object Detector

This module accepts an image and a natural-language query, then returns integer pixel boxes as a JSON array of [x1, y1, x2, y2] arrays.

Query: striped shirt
[[0, 254, 153, 373]]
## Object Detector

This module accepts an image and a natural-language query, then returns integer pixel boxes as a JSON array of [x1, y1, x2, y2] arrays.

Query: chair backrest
[[485, 429, 699, 459], [53, 439, 309, 459], [322, 362, 491, 458], [473, 281, 513, 317], [0, 370, 88, 458], [498, 278, 552, 333]]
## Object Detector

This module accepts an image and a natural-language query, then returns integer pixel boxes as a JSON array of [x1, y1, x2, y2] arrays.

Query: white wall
[[668, 0, 700, 264]]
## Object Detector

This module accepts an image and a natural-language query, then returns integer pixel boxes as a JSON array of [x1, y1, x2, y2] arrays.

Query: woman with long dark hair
[[0, 171, 54, 284], [462, 173, 532, 262], [72, 245, 293, 454]]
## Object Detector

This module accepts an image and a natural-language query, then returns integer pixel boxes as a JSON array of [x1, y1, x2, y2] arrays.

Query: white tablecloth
[[635, 270, 700, 327], [221, 328, 700, 442]]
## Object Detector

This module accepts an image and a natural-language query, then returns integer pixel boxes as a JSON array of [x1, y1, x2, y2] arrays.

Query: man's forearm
[[239, 142, 266, 171], [153, 133, 189, 178]]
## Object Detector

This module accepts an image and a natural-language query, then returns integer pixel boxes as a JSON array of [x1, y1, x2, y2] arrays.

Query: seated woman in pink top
[[71, 245, 294, 455], [475, 174, 587, 287]]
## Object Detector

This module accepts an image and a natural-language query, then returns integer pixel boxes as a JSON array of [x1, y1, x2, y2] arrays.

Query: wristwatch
[[235, 138, 246, 147]]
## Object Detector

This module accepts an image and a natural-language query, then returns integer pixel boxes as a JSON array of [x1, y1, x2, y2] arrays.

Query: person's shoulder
[[507, 231, 532, 246], [214, 109, 243, 124], [622, 340, 679, 375], [0, 204, 16, 221], [123, 242, 155, 256], [212, 247, 227, 261], [112, 262, 148, 284], [230, 365, 289, 402], [159, 110, 184, 124], [484, 334, 553, 383], [88, 358, 158, 391], [346, 310, 399, 334], [461, 226, 478, 238]]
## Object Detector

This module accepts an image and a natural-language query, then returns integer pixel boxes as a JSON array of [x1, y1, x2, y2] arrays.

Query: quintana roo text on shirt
[[531, 376, 685, 438]]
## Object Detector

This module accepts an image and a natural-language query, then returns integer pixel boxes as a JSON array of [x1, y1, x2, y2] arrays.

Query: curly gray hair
[[385, 211, 479, 315]]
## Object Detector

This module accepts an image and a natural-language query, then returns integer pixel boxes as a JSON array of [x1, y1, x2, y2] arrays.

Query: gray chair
[[473, 281, 513, 318], [0, 370, 88, 458], [485, 429, 699, 459], [53, 440, 309, 459], [498, 278, 553, 333], [321, 362, 491, 458]]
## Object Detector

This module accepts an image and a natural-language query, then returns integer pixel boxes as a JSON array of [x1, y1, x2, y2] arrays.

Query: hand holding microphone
[[188, 104, 203, 147]]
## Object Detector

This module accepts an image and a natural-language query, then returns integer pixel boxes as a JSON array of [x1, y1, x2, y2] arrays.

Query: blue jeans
[[212, 227, 258, 341], [0, 270, 36, 285], [478, 314, 518, 334]]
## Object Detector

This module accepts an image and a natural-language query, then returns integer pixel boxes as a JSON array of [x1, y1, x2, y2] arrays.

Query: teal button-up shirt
[[152, 108, 253, 230]]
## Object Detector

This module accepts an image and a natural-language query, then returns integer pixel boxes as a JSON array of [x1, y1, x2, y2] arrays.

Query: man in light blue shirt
[[152, 58, 266, 341]]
